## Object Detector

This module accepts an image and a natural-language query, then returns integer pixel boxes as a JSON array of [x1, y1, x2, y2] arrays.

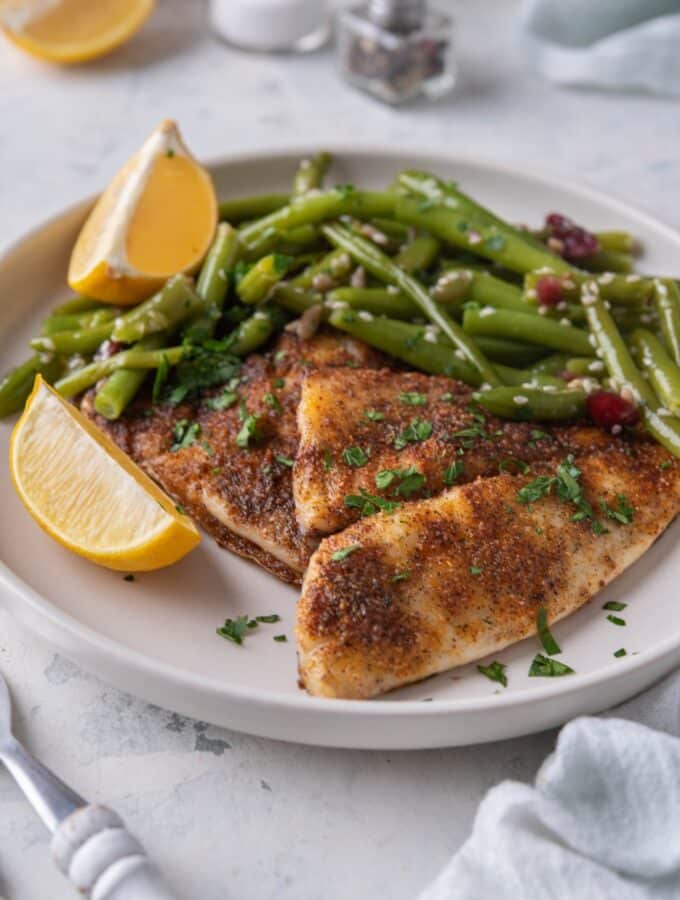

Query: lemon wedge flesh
[[68, 119, 217, 305], [9, 376, 200, 571], [1, 0, 155, 64]]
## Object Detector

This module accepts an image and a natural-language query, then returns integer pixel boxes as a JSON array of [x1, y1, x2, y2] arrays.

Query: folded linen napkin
[[517, 0, 680, 95], [419, 669, 680, 899]]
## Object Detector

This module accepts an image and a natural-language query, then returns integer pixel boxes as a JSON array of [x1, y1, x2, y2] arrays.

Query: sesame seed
[[479, 382, 493, 392], [324, 299, 348, 310], [595, 348, 604, 358], [626, 274, 641, 283], [479, 306, 496, 318], [559, 318, 571, 327], [588, 334, 598, 347], [563, 280, 576, 290], [526, 289, 537, 300], [253, 311, 269, 320], [468, 231, 482, 245], [620, 386, 635, 403], [538, 306, 549, 316], [513, 395, 529, 406], [424, 331, 438, 343], [358, 310, 373, 321], [536, 267, 554, 275], [598, 273, 615, 285], [387, 285, 400, 295], [588, 360, 605, 372], [454, 349, 466, 360]]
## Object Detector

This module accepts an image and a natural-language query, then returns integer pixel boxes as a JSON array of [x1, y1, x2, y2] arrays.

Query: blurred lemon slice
[[68, 119, 218, 305], [9, 376, 201, 571], [0, 0, 155, 64]]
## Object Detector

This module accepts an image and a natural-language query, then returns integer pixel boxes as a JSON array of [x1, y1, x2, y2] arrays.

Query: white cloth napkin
[[419, 669, 680, 900], [517, 0, 680, 95]]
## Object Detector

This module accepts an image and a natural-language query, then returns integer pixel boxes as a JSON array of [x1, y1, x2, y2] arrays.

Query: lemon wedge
[[68, 119, 218, 305], [9, 376, 200, 571], [0, 0, 155, 65]]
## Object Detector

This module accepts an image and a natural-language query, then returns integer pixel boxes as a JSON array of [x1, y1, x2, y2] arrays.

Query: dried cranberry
[[535, 275, 564, 307], [586, 390, 638, 431], [545, 212, 600, 262]]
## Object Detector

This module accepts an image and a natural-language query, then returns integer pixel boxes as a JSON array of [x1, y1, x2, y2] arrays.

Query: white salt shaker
[[210, 0, 330, 53]]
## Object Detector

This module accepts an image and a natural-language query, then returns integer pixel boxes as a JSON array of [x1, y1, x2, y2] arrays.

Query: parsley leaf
[[529, 653, 575, 677], [443, 460, 465, 486], [607, 614, 626, 626], [273, 634, 287, 642], [517, 474, 555, 504], [536, 606, 561, 656], [600, 494, 634, 525], [275, 454, 294, 467], [365, 409, 385, 421], [256, 614, 281, 623], [205, 389, 238, 411], [470, 565, 483, 576], [345, 490, 400, 517], [167, 347, 241, 405], [395, 418, 433, 450], [343, 446, 370, 467], [264, 392, 282, 412], [331, 544, 361, 562], [477, 661, 507, 687], [391, 571, 410, 582], [171, 419, 201, 452], [398, 391, 427, 406], [375, 466, 424, 497], [236, 403, 261, 449], [499, 458, 531, 475], [614, 648, 627, 658], [323, 449, 334, 471], [217, 615, 250, 645], [603, 601, 627, 611]]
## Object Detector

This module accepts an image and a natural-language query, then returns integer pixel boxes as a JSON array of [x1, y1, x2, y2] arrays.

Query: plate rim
[[2, 143, 680, 726]]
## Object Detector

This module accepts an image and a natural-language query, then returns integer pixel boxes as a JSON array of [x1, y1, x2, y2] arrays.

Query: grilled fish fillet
[[294, 368, 633, 536], [297, 445, 680, 698], [81, 330, 385, 584]]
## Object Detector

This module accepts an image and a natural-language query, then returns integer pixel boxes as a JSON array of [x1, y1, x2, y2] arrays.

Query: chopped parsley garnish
[[606, 614, 626, 627], [395, 418, 433, 450], [166, 148, 175, 158], [516, 455, 605, 534], [600, 494, 634, 525], [452, 422, 489, 448], [264, 392, 282, 412], [123, 574, 135, 582], [171, 419, 201, 452], [499, 458, 531, 475], [516, 474, 554, 504], [323, 449, 334, 471], [273, 634, 287, 642], [527, 428, 551, 447], [273, 377, 285, 388], [375, 465, 424, 497], [614, 648, 627, 658], [217, 615, 250, 645], [470, 565, 483, 576], [343, 446, 370, 467], [175, 504, 186, 515], [166, 348, 241, 405], [236, 403, 261, 449], [660, 460, 672, 470], [529, 653, 574, 677], [603, 601, 627, 612], [152, 353, 170, 404], [272, 253, 292, 274], [275, 454, 294, 467], [391, 571, 411, 582], [443, 460, 465, 486], [477, 661, 507, 687], [398, 391, 427, 406], [441, 392, 454, 402], [256, 614, 281, 623], [331, 544, 361, 562], [345, 490, 400, 517], [365, 409, 385, 421], [536, 606, 561, 656], [274, 350, 287, 364], [205, 389, 238, 411], [201, 441, 215, 457]]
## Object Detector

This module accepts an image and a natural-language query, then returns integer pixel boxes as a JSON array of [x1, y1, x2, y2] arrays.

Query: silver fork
[[0, 670, 178, 899]]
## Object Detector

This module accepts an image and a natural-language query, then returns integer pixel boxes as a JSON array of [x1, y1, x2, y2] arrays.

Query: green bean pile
[[3, 151, 680, 458]]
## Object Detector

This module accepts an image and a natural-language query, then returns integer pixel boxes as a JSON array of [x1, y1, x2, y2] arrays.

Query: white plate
[[1, 147, 679, 750]]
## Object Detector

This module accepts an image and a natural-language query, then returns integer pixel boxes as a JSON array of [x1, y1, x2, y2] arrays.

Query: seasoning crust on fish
[[297, 445, 680, 698]]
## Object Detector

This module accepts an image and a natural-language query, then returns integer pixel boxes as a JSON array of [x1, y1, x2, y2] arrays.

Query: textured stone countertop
[[1, 2, 679, 898]]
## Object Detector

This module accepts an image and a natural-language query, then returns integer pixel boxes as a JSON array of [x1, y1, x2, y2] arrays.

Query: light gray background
[[1, 1, 678, 898]]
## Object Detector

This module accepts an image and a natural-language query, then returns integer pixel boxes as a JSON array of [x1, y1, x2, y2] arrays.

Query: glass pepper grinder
[[337, 0, 456, 105]]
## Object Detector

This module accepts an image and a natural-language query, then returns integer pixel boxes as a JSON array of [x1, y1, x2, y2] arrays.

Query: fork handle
[[52, 804, 179, 900]]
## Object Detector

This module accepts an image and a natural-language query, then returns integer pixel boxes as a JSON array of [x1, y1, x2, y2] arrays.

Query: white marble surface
[[1, 1, 679, 898]]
